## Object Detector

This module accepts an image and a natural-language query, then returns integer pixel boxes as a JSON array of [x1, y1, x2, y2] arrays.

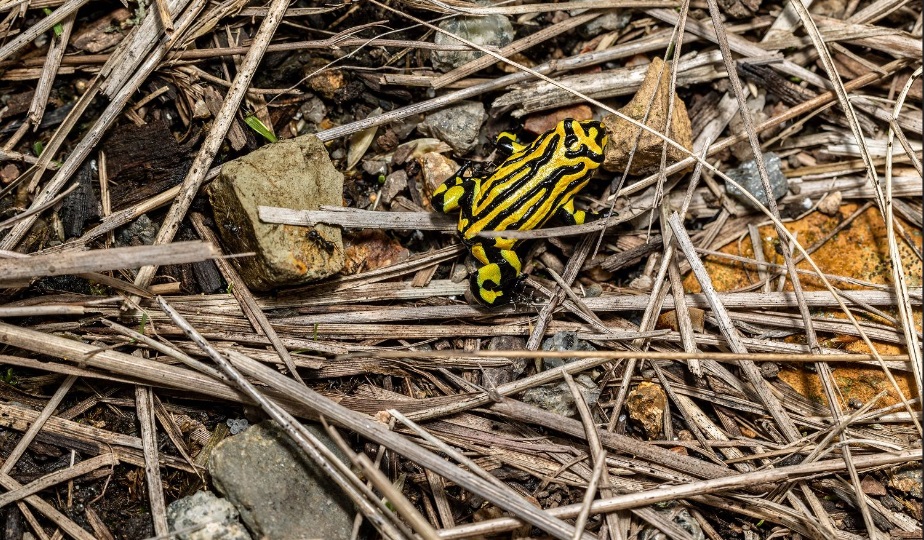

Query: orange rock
[[342, 230, 410, 275], [682, 203, 922, 408], [626, 381, 667, 439]]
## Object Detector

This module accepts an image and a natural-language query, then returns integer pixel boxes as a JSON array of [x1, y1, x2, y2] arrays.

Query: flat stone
[[602, 57, 693, 176], [521, 375, 600, 417], [208, 421, 354, 540], [431, 14, 514, 72], [209, 135, 344, 291], [167, 491, 251, 540]]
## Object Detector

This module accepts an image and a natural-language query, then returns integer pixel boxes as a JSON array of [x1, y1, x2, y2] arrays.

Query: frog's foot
[[431, 162, 477, 213], [470, 253, 522, 306], [470, 267, 508, 305]]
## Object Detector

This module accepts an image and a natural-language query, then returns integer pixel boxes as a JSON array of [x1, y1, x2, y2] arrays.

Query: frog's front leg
[[556, 199, 601, 226], [431, 162, 478, 213], [495, 132, 527, 159], [469, 240, 523, 305]]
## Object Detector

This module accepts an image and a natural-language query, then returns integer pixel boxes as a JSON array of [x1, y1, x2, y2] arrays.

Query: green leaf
[[32, 141, 44, 156], [244, 114, 277, 143], [42, 8, 63, 37], [138, 312, 149, 335]]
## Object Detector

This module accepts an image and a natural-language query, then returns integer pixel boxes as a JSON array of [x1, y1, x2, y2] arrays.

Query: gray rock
[[299, 95, 327, 125], [521, 332, 601, 416], [208, 420, 354, 540], [725, 152, 788, 209], [117, 214, 158, 246], [381, 170, 408, 205], [208, 135, 344, 291], [167, 491, 251, 540], [226, 418, 249, 435], [418, 101, 486, 155], [581, 11, 631, 37], [541, 331, 596, 370], [430, 14, 514, 72], [521, 374, 600, 417]]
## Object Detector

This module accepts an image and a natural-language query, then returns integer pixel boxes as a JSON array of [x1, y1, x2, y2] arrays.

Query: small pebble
[[725, 152, 788, 209], [299, 95, 327, 125], [581, 11, 632, 37], [817, 190, 842, 216], [759, 362, 780, 378], [226, 418, 249, 435], [417, 101, 486, 155]]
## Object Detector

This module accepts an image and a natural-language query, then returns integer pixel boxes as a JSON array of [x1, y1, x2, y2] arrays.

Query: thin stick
[[434, 449, 918, 539], [0, 0, 90, 63], [136, 386, 168, 536], [572, 452, 607, 540], [0, 375, 77, 475], [0, 241, 218, 283], [27, 14, 74, 128], [189, 213, 304, 385], [154, 0, 174, 32], [563, 370, 619, 539]]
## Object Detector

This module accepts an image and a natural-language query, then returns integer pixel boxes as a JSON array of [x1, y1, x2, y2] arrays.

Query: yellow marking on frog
[[500, 249, 522, 274], [440, 185, 466, 211], [477, 264, 503, 288], [478, 286, 503, 304], [470, 244, 490, 265], [494, 237, 516, 251]]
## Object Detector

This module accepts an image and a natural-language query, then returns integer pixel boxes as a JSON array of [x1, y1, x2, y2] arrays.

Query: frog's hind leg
[[469, 241, 523, 306], [431, 162, 477, 213], [556, 198, 600, 226]]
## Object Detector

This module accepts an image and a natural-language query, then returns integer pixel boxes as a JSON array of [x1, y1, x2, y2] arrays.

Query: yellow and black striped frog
[[431, 118, 608, 305]]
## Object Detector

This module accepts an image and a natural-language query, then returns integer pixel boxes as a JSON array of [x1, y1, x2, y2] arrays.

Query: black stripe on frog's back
[[476, 132, 562, 206], [482, 160, 587, 232], [460, 133, 563, 236]]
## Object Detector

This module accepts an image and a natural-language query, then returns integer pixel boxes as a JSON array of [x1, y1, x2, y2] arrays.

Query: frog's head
[[557, 119, 607, 165]]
